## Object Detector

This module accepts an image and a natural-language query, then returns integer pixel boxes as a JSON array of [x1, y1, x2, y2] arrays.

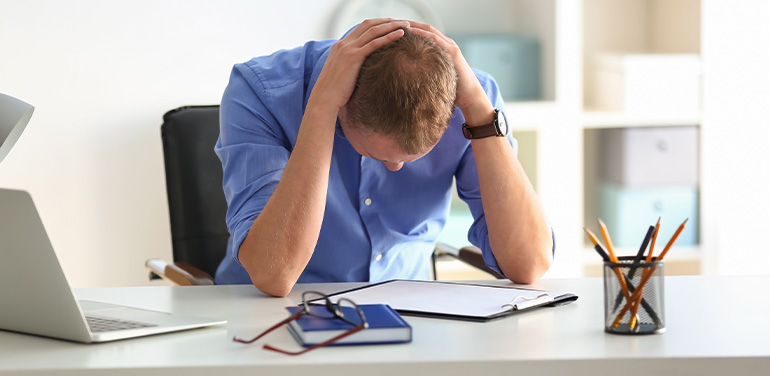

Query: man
[[215, 19, 553, 297]]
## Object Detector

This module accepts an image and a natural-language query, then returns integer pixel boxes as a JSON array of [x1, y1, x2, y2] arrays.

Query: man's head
[[342, 28, 457, 168]]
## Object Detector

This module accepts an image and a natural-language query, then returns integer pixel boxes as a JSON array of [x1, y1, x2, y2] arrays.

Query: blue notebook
[[285, 304, 412, 347]]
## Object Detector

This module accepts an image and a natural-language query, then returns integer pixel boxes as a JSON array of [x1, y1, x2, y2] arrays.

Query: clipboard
[[318, 280, 579, 322]]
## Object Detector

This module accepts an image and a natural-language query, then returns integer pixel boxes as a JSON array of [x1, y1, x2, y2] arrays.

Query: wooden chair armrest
[[145, 259, 215, 286]]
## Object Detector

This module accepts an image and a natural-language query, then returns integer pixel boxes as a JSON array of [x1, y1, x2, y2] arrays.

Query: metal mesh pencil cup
[[603, 256, 666, 335]]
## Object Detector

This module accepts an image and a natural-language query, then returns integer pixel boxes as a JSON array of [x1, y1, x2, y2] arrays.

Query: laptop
[[0, 188, 227, 343]]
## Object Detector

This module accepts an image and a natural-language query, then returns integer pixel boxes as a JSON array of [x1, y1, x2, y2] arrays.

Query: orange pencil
[[597, 219, 631, 302], [656, 218, 689, 261], [584, 227, 610, 261], [598, 218, 618, 262], [646, 217, 661, 263]]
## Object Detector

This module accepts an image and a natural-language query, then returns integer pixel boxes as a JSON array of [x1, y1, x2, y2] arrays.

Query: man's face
[[338, 108, 433, 172]]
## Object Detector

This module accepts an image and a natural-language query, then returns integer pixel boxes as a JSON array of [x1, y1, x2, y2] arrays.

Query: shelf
[[581, 245, 702, 277], [582, 245, 701, 261], [504, 101, 562, 131], [582, 110, 701, 129]]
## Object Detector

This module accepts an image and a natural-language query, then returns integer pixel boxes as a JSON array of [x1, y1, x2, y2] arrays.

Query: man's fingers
[[407, 20, 444, 37], [407, 26, 439, 42], [405, 20, 433, 31], [346, 18, 395, 39], [402, 23, 454, 49], [360, 27, 405, 55], [351, 19, 409, 48], [346, 18, 407, 43]]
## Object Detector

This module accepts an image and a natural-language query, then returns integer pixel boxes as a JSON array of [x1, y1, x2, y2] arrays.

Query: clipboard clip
[[502, 293, 549, 310]]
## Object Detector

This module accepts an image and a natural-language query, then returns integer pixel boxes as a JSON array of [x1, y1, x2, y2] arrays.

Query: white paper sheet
[[322, 280, 572, 319]]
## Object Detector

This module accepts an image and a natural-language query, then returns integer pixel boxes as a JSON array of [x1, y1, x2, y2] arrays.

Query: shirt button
[[375, 253, 383, 261], [364, 197, 372, 206]]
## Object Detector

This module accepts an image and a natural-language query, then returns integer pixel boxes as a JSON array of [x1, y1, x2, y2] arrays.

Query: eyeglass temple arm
[[233, 311, 304, 344], [263, 324, 367, 356]]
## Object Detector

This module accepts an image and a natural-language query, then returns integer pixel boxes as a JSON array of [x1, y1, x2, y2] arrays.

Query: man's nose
[[384, 161, 404, 171]]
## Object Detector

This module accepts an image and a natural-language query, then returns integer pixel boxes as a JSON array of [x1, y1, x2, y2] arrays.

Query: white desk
[[1, 276, 769, 375]]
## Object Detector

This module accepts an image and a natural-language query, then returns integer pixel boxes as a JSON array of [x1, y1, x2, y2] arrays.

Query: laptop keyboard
[[86, 315, 157, 332]]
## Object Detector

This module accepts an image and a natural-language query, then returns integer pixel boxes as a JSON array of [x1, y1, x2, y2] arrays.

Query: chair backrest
[[161, 105, 228, 278]]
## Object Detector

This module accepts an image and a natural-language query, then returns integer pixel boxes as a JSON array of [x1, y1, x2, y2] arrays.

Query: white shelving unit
[[580, 0, 703, 277], [437, 0, 706, 279]]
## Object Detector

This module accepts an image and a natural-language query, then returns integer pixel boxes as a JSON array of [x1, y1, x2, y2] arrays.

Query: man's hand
[[407, 21, 494, 125], [312, 18, 409, 111]]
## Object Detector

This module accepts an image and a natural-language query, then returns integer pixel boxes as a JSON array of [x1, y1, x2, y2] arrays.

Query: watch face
[[497, 110, 508, 136]]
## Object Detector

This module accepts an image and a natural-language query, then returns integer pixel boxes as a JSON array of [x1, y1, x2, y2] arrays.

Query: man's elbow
[[248, 270, 298, 297], [239, 246, 302, 297], [504, 247, 553, 284], [252, 277, 295, 297], [508, 261, 550, 285]]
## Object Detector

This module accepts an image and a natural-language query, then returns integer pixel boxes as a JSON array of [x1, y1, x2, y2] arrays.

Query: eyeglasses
[[233, 291, 368, 355]]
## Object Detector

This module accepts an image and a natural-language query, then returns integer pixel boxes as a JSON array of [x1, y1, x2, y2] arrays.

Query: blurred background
[[1, 0, 768, 287]]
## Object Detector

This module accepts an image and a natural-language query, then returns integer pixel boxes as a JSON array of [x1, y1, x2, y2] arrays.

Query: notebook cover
[[286, 304, 412, 347]]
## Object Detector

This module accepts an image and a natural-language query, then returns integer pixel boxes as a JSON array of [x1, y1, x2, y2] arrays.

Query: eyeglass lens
[[302, 291, 367, 328], [302, 291, 337, 319]]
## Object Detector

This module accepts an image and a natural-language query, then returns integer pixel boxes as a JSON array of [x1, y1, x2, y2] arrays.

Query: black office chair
[[147, 106, 225, 285], [147, 105, 503, 286]]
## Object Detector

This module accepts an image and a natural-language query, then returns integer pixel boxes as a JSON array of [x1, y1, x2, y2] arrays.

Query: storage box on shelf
[[599, 182, 699, 248], [600, 126, 699, 187], [589, 53, 701, 116], [597, 125, 700, 247], [453, 33, 542, 101]]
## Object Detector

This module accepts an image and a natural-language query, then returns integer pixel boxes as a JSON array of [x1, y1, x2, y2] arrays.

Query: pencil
[[657, 218, 689, 261], [598, 218, 618, 262], [586, 228, 662, 327], [583, 227, 609, 262], [646, 217, 662, 263], [628, 218, 661, 329], [593, 220, 631, 302], [613, 218, 689, 328], [631, 225, 655, 275], [613, 225, 655, 312]]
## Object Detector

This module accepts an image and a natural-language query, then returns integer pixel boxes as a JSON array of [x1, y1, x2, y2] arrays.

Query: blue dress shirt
[[214, 37, 517, 285]]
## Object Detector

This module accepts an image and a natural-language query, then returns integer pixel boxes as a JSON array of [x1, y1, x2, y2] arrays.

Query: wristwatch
[[462, 109, 508, 139]]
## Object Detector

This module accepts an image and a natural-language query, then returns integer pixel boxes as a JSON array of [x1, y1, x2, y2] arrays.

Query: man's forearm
[[462, 99, 552, 284], [238, 99, 337, 297]]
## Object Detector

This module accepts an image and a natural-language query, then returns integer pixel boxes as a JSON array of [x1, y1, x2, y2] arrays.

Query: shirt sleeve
[[215, 64, 292, 269]]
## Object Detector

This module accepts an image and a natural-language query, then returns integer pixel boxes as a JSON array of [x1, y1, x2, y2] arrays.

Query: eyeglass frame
[[233, 290, 369, 356]]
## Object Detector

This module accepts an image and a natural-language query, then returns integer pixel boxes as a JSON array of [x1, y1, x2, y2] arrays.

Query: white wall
[[0, 0, 342, 287], [0, 0, 517, 287], [700, 0, 770, 275]]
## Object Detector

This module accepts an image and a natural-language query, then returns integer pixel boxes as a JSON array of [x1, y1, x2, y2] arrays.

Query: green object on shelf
[[453, 33, 541, 101], [599, 182, 699, 248]]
